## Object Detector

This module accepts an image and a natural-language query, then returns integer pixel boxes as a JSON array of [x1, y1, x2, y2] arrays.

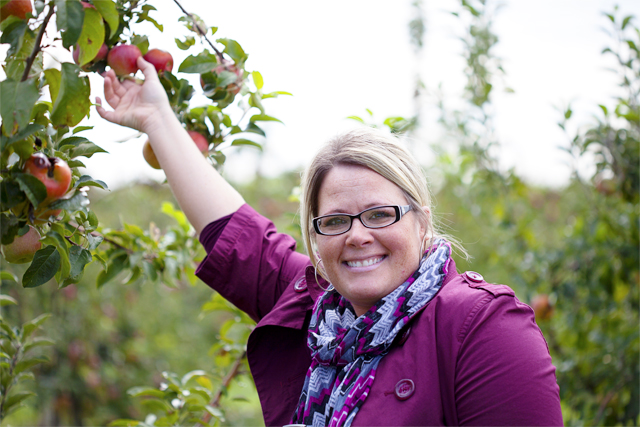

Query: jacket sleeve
[[195, 204, 311, 323], [455, 293, 564, 426]]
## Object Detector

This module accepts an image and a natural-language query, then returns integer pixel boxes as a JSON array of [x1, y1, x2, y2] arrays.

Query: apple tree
[[1, 0, 288, 420]]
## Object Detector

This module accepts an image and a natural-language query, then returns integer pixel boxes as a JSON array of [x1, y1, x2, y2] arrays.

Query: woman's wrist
[[140, 103, 180, 138]]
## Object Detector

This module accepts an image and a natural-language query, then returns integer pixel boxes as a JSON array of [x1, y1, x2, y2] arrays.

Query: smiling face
[[315, 164, 425, 316]]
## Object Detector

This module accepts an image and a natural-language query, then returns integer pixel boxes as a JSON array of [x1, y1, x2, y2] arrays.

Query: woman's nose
[[345, 217, 374, 246]]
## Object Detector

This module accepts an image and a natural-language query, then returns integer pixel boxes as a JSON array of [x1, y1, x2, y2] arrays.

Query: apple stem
[[171, 0, 225, 64], [21, 2, 56, 82]]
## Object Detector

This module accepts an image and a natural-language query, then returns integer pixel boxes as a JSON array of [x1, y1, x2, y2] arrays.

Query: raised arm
[[96, 56, 245, 234]]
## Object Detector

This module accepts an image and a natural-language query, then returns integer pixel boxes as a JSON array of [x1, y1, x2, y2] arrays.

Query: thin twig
[[199, 351, 247, 425], [68, 221, 133, 254], [171, 0, 225, 63], [21, 3, 56, 82]]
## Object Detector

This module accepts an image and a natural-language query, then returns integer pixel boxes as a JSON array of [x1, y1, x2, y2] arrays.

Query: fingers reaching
[[137, 56, 159, 81]]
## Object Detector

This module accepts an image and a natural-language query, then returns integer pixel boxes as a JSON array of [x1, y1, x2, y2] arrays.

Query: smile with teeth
[[345, 256, 385, 268]]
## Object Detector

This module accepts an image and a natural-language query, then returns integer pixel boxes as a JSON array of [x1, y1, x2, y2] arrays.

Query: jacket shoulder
[[438, 270, 515, 304], [434, 270, 520, 342]]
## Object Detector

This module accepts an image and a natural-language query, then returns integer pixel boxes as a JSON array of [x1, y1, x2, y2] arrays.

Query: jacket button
[[293, 277, 307, 292], [464, 271, 483, 282], [394, 379, 415, 401]]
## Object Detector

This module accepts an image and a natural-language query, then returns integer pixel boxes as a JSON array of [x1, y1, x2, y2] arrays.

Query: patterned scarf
[[291, 240, 452, 427]]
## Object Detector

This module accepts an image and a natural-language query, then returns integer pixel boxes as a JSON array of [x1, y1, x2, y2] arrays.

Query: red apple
[[142, 132, 209, 169], [142, 139, 161, 169], [73, 43, 109, 69], [107, 44, 142, 76], [531, 294, 554, 321], [143, 49, 173, 73], [23, 153, 72, 202], [1, 226, 41, 264], [80, 1, 95, 8], [187, 130, 209, 153], [0, 0, 32, 22]]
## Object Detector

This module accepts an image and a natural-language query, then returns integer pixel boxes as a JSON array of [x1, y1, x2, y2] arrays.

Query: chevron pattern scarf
[[291, 240, 452, 426]]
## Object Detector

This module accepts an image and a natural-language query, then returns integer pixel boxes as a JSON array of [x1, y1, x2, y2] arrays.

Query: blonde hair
[[300, 126, 466, 280]]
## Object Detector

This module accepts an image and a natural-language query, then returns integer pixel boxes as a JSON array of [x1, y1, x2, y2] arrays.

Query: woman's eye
[[324, 216, 348, 227], [367, 209, 393, 219]]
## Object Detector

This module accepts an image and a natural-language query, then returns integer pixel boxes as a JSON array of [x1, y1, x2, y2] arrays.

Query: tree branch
[[199, 351, 247, 425], [21, 3, 56, 82], [171, 0, 225, 63]]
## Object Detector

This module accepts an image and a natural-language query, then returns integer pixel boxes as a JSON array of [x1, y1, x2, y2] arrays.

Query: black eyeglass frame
[[312, 205, 412, 236]]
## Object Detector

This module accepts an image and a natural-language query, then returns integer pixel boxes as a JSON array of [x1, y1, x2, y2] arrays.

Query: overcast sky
[[26, 0, 640, 189]]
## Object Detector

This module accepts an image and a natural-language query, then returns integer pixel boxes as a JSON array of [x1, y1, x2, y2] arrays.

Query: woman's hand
[[96, 56, 171, 133]]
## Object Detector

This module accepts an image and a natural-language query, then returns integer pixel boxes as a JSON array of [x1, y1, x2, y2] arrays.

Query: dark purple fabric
[[196, 204, 564, 426], [199, 212, 233, 254]]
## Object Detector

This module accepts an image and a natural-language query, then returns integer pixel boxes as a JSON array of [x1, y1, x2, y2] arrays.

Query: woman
[[98, 57, 563, 426]]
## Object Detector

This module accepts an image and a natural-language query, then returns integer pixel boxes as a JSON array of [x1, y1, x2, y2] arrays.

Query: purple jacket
[[196, 204, 563, 426]]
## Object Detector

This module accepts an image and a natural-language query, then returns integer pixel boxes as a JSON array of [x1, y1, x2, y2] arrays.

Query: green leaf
[[23, 337, 55, 353], [66, 245, 92, 282], [181, 370, 207, 386], [22, 313, 52, 339], [44, 68, 61, 107], [1, 271, 18, 284], [231, 138, 262, 150], [127, 386, 166, 398], [0, 18, 27, 57], [0, 294, 18, 306], [72, 125, 93, 134], [108, 419, 142, 427], [86, 233, 103, 251], [249, 114, 283, 124], [130, 34, 149, 55], [216, 38, 248, 64], [251, 71, 263, 90], [178, 52, 218, 74], [0, 78, 40, 136], [67, 159, 86, 168], [14, 356, 48, 375], [621, 15, 632, 30], [15, 173, 48, 208], [347, 115, 365, 123], [93, 0, 119, 38], [599, 104, 608, 117], [22, 246, 61, 288], [564, 108, 572, 119], [55, 0, 85, 49], [75, 175, 108, 190], [261, 90, 292, 99], [50, 63, 91, 128], [243, 122, 265, 137], [0, 179, 26, 210], [2, 123, 44, 153], [96, 252, 128, 288], [0, 213, 21, 245], [42, 230, 70, 282], [161, 202, 189, 231], [68, 140, 108, 159], [3, 391, 35, 413], [76, 7, 105, 66], [175, 36, 195, 50], [48, 191, 90, 212], [249, 92, 265, 114], [0, 321, 17, 340]]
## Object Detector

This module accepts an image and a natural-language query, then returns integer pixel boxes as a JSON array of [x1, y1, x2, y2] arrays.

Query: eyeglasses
[[313, 205, 412, 236]]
